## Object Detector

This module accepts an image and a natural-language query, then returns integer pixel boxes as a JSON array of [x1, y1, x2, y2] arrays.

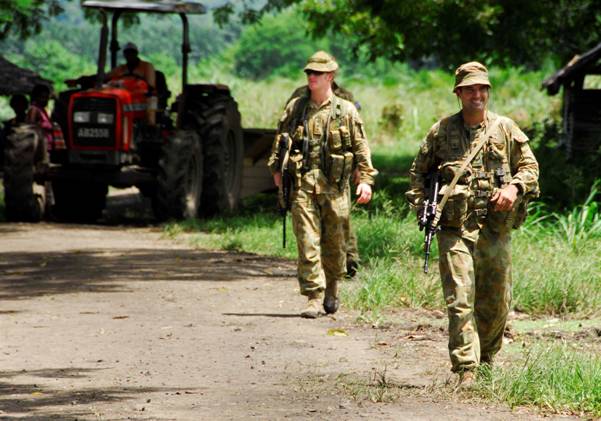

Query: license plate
[[77, 127, 110, 139]]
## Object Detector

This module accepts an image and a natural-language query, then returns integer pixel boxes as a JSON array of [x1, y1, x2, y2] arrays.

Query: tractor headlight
[[73, 111, 91, 123], [97, 113, 114, 124]]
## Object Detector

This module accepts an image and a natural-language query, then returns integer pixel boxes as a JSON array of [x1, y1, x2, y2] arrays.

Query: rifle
[[277, 133, 292, 248], [418, 173, 440, 273]]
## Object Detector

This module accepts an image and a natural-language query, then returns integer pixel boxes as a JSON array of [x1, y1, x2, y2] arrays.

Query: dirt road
[[0, 217, 575, 420]]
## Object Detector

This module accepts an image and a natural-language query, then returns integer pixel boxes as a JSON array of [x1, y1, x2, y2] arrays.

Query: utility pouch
[[440, 161, 472, 185], [438, 184, 470, 228], [486, 188, 528, 232], [340, 126, 352, 150], [512, 190, 538, 229], [328, 128, 342, 151], [327, 153, 345, 185], [288, 153, 304, 188], [511, 196, 528, 229], [339, 151, 354, 187], [293, 125, 304, 143]]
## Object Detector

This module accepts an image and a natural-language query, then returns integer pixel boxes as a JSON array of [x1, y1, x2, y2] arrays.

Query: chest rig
[[436, 115, 511, 226], [287, 95, 354, 189]]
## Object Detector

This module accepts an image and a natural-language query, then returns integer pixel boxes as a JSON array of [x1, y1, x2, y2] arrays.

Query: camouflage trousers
[[437, 224, 512, 372], [291, 188, 349, 296]]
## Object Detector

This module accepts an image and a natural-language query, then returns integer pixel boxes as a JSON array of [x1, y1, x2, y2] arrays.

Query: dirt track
[[0, 201, 578, 420]]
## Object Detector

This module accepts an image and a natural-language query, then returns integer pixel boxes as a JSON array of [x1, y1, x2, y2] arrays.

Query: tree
[[233, 8, 327, 79], [0, 0, 66, 40], [216, 0, 601, 69]]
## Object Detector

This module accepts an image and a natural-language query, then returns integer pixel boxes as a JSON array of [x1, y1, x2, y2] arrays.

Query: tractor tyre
[[197, 96, 243, 216], [52, 181, 107, 223], [3, 125, 46, 222], [153, 130, 203, 221]]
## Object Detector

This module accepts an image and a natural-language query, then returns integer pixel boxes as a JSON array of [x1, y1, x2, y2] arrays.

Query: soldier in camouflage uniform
[[405, 62, 539, 385], [285, 83, 362, 278], [268, 51, 378, 318]]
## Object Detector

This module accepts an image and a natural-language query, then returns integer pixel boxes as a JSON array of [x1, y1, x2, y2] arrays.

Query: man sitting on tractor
[[106, 42, 156, 91], [67, 42, 156, 90]]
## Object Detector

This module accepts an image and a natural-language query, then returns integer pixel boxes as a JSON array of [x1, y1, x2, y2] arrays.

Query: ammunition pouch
[[287, 153, 304, 189], [512, 189, 538, 229], [327, 151, 354, 187], [441, 162, 472, 185], [438, 184, 470, 228], [486, 190, 532, 232], [511, 195, 528, 229]]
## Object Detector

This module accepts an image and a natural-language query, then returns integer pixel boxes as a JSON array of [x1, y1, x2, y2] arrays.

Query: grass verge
[[477, 344, 601, 417]]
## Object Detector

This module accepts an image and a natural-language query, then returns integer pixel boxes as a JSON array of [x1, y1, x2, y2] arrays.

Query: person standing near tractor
[[268, 51, 377, 318], [26, 84, 54, 152], [405, 62, 539, 387]]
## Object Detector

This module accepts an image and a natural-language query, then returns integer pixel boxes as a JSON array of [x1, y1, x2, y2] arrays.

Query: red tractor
[[3, 0, 274, 222]]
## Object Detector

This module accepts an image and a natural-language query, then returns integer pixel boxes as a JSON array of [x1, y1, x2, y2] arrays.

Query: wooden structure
[[0, 56, 52, 96], [543, 43, 601, 158]]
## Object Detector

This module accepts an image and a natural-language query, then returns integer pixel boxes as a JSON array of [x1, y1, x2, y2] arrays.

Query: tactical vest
[[437, 115, 514, 229], [286, 94, 354, 189]]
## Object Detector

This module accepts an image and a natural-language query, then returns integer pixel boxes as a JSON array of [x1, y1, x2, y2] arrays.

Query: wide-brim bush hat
[[304, 51, 338, 73], [453, 61, 491, 92]]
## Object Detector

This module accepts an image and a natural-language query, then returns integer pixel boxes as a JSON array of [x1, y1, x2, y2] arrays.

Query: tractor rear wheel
[[52, 181, 107, 223], [3, 125, 46, 222], [197, 96, 243, 216], [153, 130, 203, 221]]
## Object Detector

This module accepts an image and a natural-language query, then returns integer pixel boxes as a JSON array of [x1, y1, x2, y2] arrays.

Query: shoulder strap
[[288, 95, 309, 134], [433, 116, 502, 226]]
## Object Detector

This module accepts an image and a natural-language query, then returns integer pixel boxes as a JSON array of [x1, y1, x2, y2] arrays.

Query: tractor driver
[[106, 42, 156, 91], [66, 42, 156, 91]]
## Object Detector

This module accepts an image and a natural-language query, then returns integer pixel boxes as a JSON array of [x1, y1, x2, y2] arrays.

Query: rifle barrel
[[282, 213, 286, 249]]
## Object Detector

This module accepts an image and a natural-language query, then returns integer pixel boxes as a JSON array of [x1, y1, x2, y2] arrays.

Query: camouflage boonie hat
[[453, 61, 491, 92], [304, 51, 338, 73]]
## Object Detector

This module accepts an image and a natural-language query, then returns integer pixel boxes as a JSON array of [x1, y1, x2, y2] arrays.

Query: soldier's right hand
[[273, 172, 282, 188]]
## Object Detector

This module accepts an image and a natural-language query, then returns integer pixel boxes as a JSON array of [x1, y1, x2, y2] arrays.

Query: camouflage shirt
[[406, 111, 539, 233], [268, 93, 377, 194]]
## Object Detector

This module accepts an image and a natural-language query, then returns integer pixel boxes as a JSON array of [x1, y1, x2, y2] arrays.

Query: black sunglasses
[[304, 70, 325, 76]]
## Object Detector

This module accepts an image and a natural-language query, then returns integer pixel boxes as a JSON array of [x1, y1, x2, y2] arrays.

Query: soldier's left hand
[[490, 184, 519, 212], [356, 183, 372, 204]]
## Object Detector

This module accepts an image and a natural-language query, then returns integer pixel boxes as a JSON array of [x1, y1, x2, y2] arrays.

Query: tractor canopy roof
[[82, 0, 206, 14]]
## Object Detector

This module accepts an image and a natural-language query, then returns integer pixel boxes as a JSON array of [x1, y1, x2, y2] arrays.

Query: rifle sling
[[434, 116, 501, 225]]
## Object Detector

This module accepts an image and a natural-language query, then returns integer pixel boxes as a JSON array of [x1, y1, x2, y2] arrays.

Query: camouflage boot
[[323, 281, 339, 315], [300, 291, 323, 319]]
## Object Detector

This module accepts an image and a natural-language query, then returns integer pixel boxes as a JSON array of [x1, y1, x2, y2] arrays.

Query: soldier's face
[[306, 70, 334, 91], [456, 84, 489, 113]]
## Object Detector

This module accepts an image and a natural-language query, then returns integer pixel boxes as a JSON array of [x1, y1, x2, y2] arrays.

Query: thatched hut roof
[[0, 55, 52, 96]]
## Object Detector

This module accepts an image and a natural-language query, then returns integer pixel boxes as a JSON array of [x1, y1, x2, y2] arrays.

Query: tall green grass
[[167, 180, 600, 317], [551, 180, 601, 248], [477, 344, 601, 416]]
